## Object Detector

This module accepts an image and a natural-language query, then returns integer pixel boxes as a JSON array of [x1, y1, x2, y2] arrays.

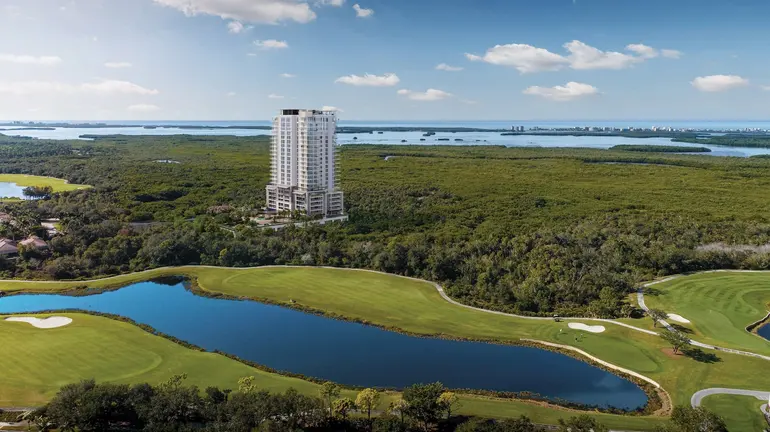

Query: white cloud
[[316, 0, 345, 6], [353, 4, 373, 17], [127, 104, 161, 112], [322, 105, 343, 111], [0, 80, 159, 96], [81, 80, 160, 95], [436, 63, 463, 72], [397, 88, 453, 101], [691, 75, 749, 92], [226, 91, 237, 96], [268, 93, 285, 99], [523, 82, 599, 101], [227, 21, 245, 33], [0, 54, 62, 66], [465, 44, 569, 73], [104, 62, 132, 68], [565, 40, 641, 70], [247, 53, 258, 57], [254, 39, 288, 49], [280, 73, 296, 78], [625, 44, 658, 59], [151, 0, 316, 24], [335, 73, 399, 86], [661, 49, 683, 59], [762, 85, 770, 91], [467, 40, 680, 73], [460, 99, 478, 105]]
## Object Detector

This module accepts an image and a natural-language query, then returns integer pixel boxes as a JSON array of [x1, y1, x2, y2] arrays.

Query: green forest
[[3, 134, 770, 317]]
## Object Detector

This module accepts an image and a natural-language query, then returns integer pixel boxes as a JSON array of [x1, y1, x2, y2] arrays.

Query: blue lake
[[0, 281, 647, 410], [0, 182, 25, 199], [757, 323, 770, 341]]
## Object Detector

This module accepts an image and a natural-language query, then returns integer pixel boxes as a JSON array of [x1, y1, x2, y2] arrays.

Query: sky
[[1, 0, 769, 121]]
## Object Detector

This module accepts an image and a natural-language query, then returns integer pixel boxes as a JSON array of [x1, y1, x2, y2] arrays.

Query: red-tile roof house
[[20, 236, 48, 250], [0, 238, 18, 256]]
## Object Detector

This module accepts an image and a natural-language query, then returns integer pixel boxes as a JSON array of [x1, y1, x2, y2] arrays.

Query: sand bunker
[[568, 322, 605, 333], [5, 316, 73, 329], [667, 314, 691, 324]]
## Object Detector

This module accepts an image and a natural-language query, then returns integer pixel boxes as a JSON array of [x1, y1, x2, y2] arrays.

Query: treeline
[[6, 136, 770, 316], [18, 378, 593, 432], [11, 377, 727, 432], [675, 135, 770, 148]]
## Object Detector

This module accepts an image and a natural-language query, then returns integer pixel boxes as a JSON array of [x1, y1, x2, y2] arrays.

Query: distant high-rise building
[[265, 109, 344, 217]]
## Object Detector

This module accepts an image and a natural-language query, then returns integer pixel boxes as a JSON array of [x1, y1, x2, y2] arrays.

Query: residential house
[[0, 238, 18, 256]]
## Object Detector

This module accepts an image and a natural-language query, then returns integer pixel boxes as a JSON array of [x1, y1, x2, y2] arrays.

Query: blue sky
[[1, 0, 769, 121]]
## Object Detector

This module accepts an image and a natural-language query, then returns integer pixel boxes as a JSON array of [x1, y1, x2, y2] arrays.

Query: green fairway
[[643, 271, 770, 354], [6, 266, 770, 429], [700, 394, 767, 431], [0, 173, 91, 194]]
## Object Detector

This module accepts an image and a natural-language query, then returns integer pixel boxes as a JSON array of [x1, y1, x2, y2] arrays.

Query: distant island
[[610, 145, 712, 153]]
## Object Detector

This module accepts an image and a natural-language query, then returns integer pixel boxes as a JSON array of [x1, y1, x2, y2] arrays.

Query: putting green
[[0, 173, 90, 196], [5, 267, 770, 429], [644, 272, 770, 354]]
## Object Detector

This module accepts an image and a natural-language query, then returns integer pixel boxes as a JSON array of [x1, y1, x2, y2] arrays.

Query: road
[[691, 388, 770, 407]]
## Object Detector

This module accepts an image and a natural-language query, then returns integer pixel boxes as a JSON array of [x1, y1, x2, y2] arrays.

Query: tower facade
[[265, 109, 344, 217]]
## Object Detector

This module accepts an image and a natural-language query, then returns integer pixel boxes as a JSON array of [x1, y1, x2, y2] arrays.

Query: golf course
[[3, 267, 770, 430], [0, 174, 91, 193]]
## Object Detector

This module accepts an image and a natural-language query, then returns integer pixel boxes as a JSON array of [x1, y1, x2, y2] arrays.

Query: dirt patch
[[660, 348, 684, 359]]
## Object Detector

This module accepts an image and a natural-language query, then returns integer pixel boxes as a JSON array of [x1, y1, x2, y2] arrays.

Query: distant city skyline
[[1, 0, 770, 121]]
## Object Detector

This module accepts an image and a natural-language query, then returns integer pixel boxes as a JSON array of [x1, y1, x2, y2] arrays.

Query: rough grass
[[0, 173, 90, 192], [700, 394, 767, 431], [6, 267, 770, 429], [644, 272, 770, 354]]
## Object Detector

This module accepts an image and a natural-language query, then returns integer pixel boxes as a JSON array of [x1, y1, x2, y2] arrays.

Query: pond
[[757, 322, 770, 341], [0, 182, 25, 199], [0, 281, 648, 410]]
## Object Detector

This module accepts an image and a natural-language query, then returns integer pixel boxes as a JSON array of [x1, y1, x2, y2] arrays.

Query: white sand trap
[[568, 322, 605, 333], [667, 314, 691, 324], [5, 316, 73, 329]]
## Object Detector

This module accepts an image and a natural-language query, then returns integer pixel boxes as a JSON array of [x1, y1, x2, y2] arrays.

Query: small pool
[[0, 182, 25, 199], [0, 281, 648, 410]]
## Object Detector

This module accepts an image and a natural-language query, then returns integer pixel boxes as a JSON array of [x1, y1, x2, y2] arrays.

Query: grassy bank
[[4, 266, 770, 428], [643, 272, 770, 354], [701, 394, 767, 431]]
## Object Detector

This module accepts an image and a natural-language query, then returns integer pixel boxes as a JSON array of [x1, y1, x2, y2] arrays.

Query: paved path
[[691, 388, 770, 407]]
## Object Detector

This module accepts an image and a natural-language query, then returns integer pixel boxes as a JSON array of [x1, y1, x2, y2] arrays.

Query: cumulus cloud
[[762, 85, 770, 91], [353, 4, 373, 17], [523, 82, 599, 101], [316, 0, 344, 6], [691, 75, 749, 92], [151, 0, 316, 24], [0, 54, 62, 66], [226, 91, 237, 96], [0, 80, 159, 96], [322, 105, 343, 111], [268, 93, 285, 99], [227, 21, 246, 33], [335, 73, 399, 86], [436, 63, 463, 72], [397, 88, 453, 101], [661, 49, 683, 59], [104, 62, 132, 68], [466, 40, 679, 73], [254, 39, 288, 49], [565, 40, 641, 70], [280, 73, 296, 78], [127, 104, 161, 112], [625, 44, 658, 59], [465, 44, 568, 73]]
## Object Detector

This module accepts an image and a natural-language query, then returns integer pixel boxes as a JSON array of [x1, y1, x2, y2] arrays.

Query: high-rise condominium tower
[[265, 109, 344, 217]]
